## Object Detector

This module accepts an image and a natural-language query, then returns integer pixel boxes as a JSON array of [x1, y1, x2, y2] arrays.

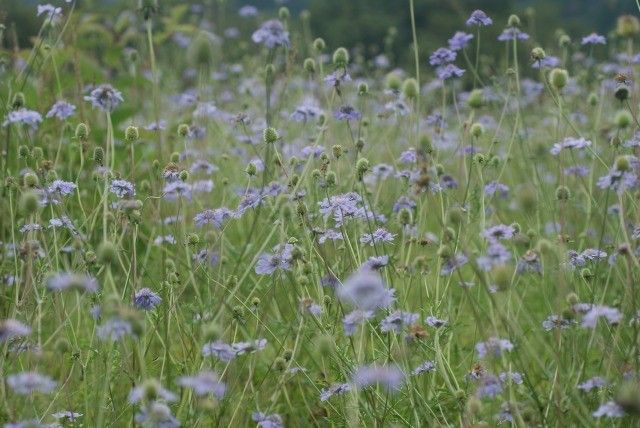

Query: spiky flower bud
[[263, 127, 279, 144], [385, 72, 402, 92], [614, 110, 633, 129], [357, 82, 369, 95], [325, 171, 337, 187], [356, 157, 369, 181], [402, 78, 419, 100], [19, 191, 40, 215], [530, 47, 546, 62], [93, 147, 104, 165], [332, 47, 349, 67], [179, 170, 189, 181], [278, 7, 290, 20], [615, 85, 630, 102], [313, 38, 326, 51], [397, 207, 412, 225], [467, 89, 484, 109], [549, 68, 569, 90], [31, 147, 43, 160], [18, 145, 29, 159], [303, 58, 316, 74], [125, 125, 139, 143], [615, 155, 632, 172], [555, 185, 571, 201], [332, 144, 343, 159], [97, 241, 117, 266], [23, 172, 39, 188], [177, 124, 190, 138], [470, 123, 485, 138], [245, 162, 257, 176], [75, 123, 89, 141]]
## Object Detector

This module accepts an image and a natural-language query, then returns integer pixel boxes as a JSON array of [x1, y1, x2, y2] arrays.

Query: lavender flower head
[[134, 288, 162, 310], [46, 100, 76, 120], [475, 337, 514, 359], [353, 364, 405, 392], [0, 319, 31, 342], [85, 84, 124, 112], [7, 372, 57, 395], [3, 109, 43, 129], [466, 10, 493, 26], [337, 268, 395, 311], [581, 33, 606, 45], [334, 105, 362, 121], [251, 20, 289, 49], [448, 31, 474, 51], [178, 371, 226, 399], [429, 47, 457, 66]]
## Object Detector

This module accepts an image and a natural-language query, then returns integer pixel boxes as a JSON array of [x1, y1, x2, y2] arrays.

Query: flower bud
[[313, 38, 325, 51], [178, 124, 190, 138], [617, 15, 640, 38], [332, 144, 343, 159], [615, 85, 630, 102], [467, 89, 484, 109], [530, 47, 546, 62], [402, 78, 419, 100], [263, 127, 279, 144], [97, 241, 117, 266], [303, 57, 316, 74], [615, 110, 632, 129], [507, 14, 521, 27], [470, 123, 484, 138], [23, 172, 39, 188], [75, 123, 89, 141], [125, 125, 139, 143], [332, 47, 349, 67], [19, 191, 40, 215], [555, 185, 571, 201], [549, 68, 568, 90], [356, 157, 369, 181], [357, 82, 369, 95]]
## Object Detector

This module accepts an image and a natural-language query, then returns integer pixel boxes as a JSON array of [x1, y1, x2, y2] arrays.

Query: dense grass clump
[[2, 2, 640, 427]]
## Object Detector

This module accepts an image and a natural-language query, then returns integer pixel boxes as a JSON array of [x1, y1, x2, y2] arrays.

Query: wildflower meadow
[[3, 0, 640, 426]]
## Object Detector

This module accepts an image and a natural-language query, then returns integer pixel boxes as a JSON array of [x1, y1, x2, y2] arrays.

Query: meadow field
[[2, 1, 640, 426]]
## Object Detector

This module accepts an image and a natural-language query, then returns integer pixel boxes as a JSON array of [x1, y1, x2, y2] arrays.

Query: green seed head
[[549, 68, 569, 90], [125, 125, 139, 142], [263, 127, 279, 144], [332, 47, 349, 67], [402, 78, 419, 100]]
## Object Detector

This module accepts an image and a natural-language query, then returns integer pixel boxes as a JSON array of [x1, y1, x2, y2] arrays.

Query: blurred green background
[[1, 0, 637, 67]]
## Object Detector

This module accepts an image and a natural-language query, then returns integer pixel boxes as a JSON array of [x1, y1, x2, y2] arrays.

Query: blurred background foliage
[[1, 0, 637, 68]]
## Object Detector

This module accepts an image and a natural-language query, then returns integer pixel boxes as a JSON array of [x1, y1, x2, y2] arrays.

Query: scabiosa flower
[[380, 310, 419, 333], [299, 298, 323, 316], [290, 102, 322, 123], [398, 149, 417, 164], [178, 371, 226, 399], [163, 181, 192, 201], [324, 70, 352, 88], [597, 167, 638, 193], [550, 136, 592, 155], [314, 229, 340, 246], [581, 33, 606, 45], [19, 223, 42, 233], [425, 316, 448, 328], [202, 339, 267, 362], [542, 314, 573, 331], [334, 105, 362, 121], [482, 224, 515, 242], [85, 84, 124, 112], [128, 380, 177, 404], [46, 100, 75, 120], [436, 64, 465, 80], [337, 268, 395, 311], [448, 31, 474, 51], [362, 255, 389, 270], [485, 181, 509, 197], [96, 317, 135, 341], [429, 47, 457, 66], [497, 28, 530, 42], [45, 272, 99, 293], [134, 288, 162, 310], [252, 412, 284, 428], [51, 411, 82, 422], [476, 374, 503, 398], [517, 250, 542, 274], [3, 109, 43, 129], [360, 228, 396, 246], [476, 242, 511, 271], [7, 372, 57, 395], [194, 208, 235, 228], [466, 10, 493, 26], [476, 337, 514, 359], [37, 4, 63, 21], [48, 180, 77, 196], [581, 305, 622, 328], [110, 179, 135, 198], [251, 20, 289, 49], [239, 5, 258, 17], [320, 383, 351, 401], [592, 401, 625, 418], [134, 402, 180, 428], [353, 364, 405, 392], [255, 243, 294, 275], [577, 376, 607, 391], [440, 253, 468, 275], [342, 310, 374, 336], [0, 319, 31, 342], [499, 372, 523, 384], [412, 361, 436, 375]]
